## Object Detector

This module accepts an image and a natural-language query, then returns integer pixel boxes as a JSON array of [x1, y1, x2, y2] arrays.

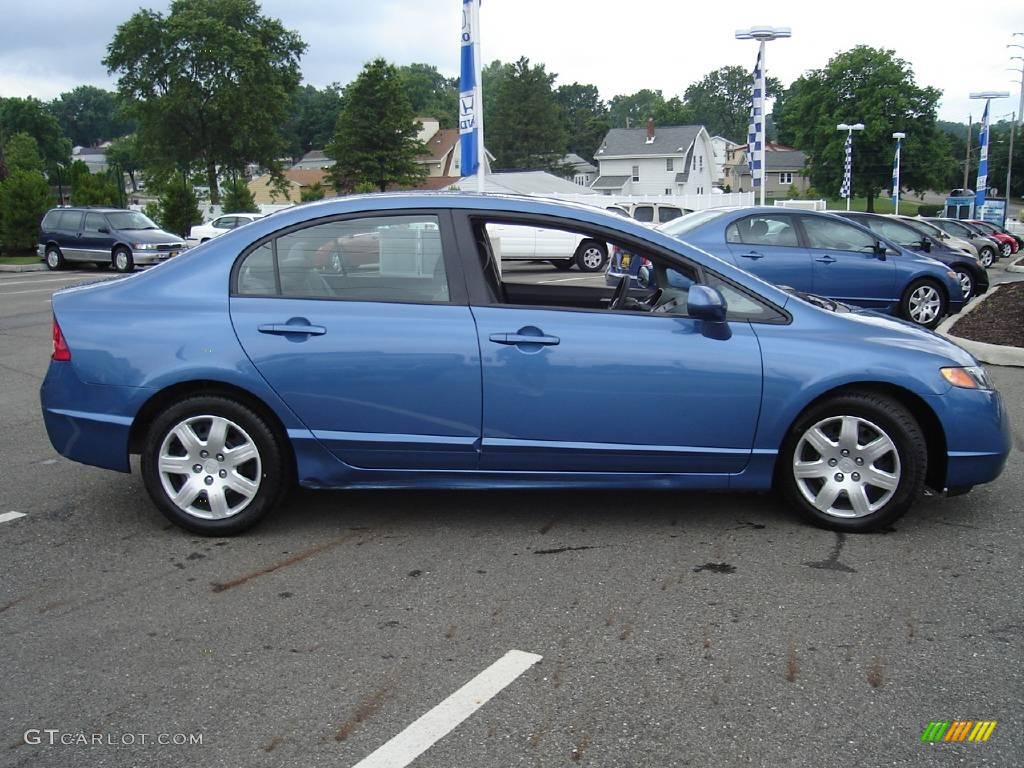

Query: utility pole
[[963, 114, 972, 190], [1007, 112, 1016, 226]]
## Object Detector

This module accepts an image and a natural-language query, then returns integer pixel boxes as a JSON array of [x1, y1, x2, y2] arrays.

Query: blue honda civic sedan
[[634, 207, 965, 328], [40, 194, 1008, 535]]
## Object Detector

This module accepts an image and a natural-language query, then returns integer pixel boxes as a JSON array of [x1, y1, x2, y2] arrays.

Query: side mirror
[[687, 284, 727, 322], [920, 239, 932, 252], [874, 242, 887, 260], [637, 264, 652, 288]]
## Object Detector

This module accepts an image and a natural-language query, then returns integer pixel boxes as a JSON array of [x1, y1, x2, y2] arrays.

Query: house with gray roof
[[591, 120, 715, 197], [727, 145, 811, 197]]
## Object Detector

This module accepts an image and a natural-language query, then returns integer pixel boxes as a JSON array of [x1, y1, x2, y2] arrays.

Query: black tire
[[1000, 242, 1012, 258], [112, 247, 135, 273], [550, 259, 574, 271], [140, 395, 289, 535], [574, 240, 607, 272], [978, 246, 995, 268], [44, 246, 64, 270], [899, 278, 947, 329], [778, 392, 927, 532], [953, 267, 974, 302]]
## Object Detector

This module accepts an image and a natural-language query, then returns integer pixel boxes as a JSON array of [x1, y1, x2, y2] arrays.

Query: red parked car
[[966, 220, 1019, 257]]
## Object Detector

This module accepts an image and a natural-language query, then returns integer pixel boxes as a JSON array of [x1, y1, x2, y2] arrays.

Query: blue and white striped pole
[[891, 132, 905, 215], [836, 122, 864, 211], [747, 45, 765, 204], [459, 0, 484, 193], [975, 100, 989, 210]]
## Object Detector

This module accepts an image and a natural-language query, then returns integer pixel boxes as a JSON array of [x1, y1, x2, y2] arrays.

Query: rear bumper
[[40, 362, 151, 473]]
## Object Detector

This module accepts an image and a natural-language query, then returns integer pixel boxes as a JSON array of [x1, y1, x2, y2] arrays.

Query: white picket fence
[[547, 192, 754, 211]]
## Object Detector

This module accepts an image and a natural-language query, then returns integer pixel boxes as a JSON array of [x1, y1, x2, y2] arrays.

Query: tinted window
[[106, 211, 158, 230], [658, 206, 683, 223], [55, 211, 82, 231], [801, 216, 876, 252], [238, 215, 448, 303], [84, 213, 108, 233], [213, 217, 233, 228], [658, 208, 727, 237], [633, 206, 654, 223], [726, 214, 799, 246], [237, 243, 275, 295], [857, 217, 920, 247]]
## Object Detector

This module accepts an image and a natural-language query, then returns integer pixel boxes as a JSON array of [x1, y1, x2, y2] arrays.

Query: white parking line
[[0, 287, 72, 296], [351, 649, 542, 768], [0, 512, 27, 524], [537, 276, 595, 284]]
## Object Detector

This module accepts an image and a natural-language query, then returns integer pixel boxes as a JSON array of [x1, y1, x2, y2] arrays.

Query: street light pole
[[892, 132, 905, 215], [735, 25, 791, 207], [836, 122, 864, 211]]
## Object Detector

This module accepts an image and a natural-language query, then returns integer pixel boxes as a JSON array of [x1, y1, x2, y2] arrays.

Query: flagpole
[[758, 41, 766, 206], [892, 132, 905, 216], [472, 0, 485, 194]]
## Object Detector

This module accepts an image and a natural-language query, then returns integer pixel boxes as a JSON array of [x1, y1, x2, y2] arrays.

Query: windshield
[[933, 219, 973, 237], [106, 211, 158, 230], [657, 208, 727, 237], [901, 218, 945, 238]]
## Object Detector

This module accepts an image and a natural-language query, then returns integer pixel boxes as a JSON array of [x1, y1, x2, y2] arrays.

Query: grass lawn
[[0, 254, 41, 265]]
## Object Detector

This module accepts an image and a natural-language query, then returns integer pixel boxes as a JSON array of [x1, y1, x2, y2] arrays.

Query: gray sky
[[2, 0, 1022, 126]]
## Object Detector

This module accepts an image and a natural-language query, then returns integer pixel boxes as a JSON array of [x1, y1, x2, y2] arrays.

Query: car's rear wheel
[[978, 246, 995, 267], [953, 268, 974, 302], [900, 278, 946, 328], [44, 246, 64, 270], [112, 247, 134, 273], [778, 393, 926, 532], [574, 240, 607, 272], [550, 259, 574, 271], [141, 396, 287, 535]]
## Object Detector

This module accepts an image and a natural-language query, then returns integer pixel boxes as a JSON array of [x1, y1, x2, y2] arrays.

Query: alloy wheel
[[581, 246, 604, 270], [792, 415, 901, 519], [908, 284, 941, 325], [956, 270, 973, 301], [157, 415, 262, 520]]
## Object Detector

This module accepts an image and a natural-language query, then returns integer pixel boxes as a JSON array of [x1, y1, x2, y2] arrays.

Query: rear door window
[[633, 206, 654, 223], [658, 206, 683, 223], [726, 214, 800, 246], [84, 213, 107, 233]]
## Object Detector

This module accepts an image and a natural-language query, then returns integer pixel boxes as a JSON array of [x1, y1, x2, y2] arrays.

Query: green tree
[[682, 66, 782, 142], [69, 159, 119, 206], [554, 82, 609, 162], [986, 120, 1023, 198], [48, 86, 135, 147], [0, 97, 71, 168], [4, 133, 44, 175], [0, 170, 52, 252], [220, 176, 258, 212], [281, 83, 345, 157], [326, 58, 427, 193], [300, 182, 325, 202], [104, 0, 307, 203], [607, 90, 665, 129], [398, 64, 458, 128], [773, 46, 953, 211], [156, 173, 203, 236], [488, 57, 566, 171], [105, 134, 143, 192]]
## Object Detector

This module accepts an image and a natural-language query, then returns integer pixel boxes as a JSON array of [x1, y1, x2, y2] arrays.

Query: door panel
[[724, 213, 812, 291], [800, 215, 895, 307], [471, 306, 763, 473]]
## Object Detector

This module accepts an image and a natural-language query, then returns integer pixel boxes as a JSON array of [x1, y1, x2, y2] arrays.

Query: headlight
[[941, 366, 991, 390], [133, 243, 158, 250], [946, 270, 959, 281]]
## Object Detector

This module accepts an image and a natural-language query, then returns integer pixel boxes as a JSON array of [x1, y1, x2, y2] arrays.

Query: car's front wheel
[[1000, 242, 1012, 258], [978, 246, 995, 267], [141, 396, 288, 535], [574, 240, 607, 272], [112, 247, 135, 273], [779, 393, 926, 532], [900, 279, 946, 328], [953, 268, 974, 302], [44, 246, 64, 270]]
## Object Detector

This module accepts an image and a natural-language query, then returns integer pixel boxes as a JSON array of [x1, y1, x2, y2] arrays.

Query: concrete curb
[[1008, 257, 1024, 274], [0, 263, 46, 272], [938, 284, 1024, 367]]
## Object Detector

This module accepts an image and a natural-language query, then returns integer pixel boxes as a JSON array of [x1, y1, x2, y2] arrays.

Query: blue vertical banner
[[839, 134, 852, 199], [975, 101, 989, 208], [459, 0, 480, 179], [891, 140, 900, 204], [746, 46, 764, 189]]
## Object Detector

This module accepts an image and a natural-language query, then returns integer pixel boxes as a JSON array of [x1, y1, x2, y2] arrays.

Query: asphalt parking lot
[[1, 265, 1022, 767]]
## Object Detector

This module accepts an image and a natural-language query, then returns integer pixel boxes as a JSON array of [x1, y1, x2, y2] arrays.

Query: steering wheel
[[609, 275, 631, 310]]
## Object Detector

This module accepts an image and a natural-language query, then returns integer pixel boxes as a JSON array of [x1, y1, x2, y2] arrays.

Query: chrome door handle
[[814, 255, 837, 264], [739, 251, 764, 260], [258, 323, 326, 336]]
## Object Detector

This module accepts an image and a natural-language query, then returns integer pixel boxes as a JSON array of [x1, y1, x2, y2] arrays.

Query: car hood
[[118, 228, 184, 244], [836, 307, 977, 366]]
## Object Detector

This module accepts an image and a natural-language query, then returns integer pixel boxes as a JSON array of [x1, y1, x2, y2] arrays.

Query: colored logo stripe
[[921, 721, 996, 742]]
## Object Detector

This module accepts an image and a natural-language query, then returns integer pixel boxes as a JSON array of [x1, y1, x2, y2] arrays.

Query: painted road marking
[[0, 512, 27, 524], [0, 287, 88, 296], [351, 649, 542, 768], [0, 276, 108, 288], [538, 276, 595, 284]]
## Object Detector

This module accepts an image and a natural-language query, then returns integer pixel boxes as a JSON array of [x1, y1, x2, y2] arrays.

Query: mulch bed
[[950, 282, 1024, 348]]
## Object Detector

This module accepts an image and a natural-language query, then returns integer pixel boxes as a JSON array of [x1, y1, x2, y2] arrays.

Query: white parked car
[[486, 222, 608, 272], [187, 213, 263, 247]]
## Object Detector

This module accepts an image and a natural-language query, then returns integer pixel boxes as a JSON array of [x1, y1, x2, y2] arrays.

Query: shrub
[[221, 178, 258, 213], [300, 182, 325, 202], [0, 170, 52, 252], [916, 204, 943, 217], [157, 175, 203, 236]]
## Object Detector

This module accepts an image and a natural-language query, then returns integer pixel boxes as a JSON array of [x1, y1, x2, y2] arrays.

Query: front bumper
[[927, 385, 1011, 490]]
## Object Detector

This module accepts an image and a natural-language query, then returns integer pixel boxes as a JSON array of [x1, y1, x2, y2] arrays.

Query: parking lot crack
[[210, 531, 364, 592]]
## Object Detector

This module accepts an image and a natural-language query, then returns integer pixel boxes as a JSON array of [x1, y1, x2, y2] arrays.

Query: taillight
[[52, 318, 71, 361]]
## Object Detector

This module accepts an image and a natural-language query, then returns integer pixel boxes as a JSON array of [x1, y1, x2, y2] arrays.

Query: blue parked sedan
[[648, 207, 964, 328], [41, 194, 1008, 535]]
